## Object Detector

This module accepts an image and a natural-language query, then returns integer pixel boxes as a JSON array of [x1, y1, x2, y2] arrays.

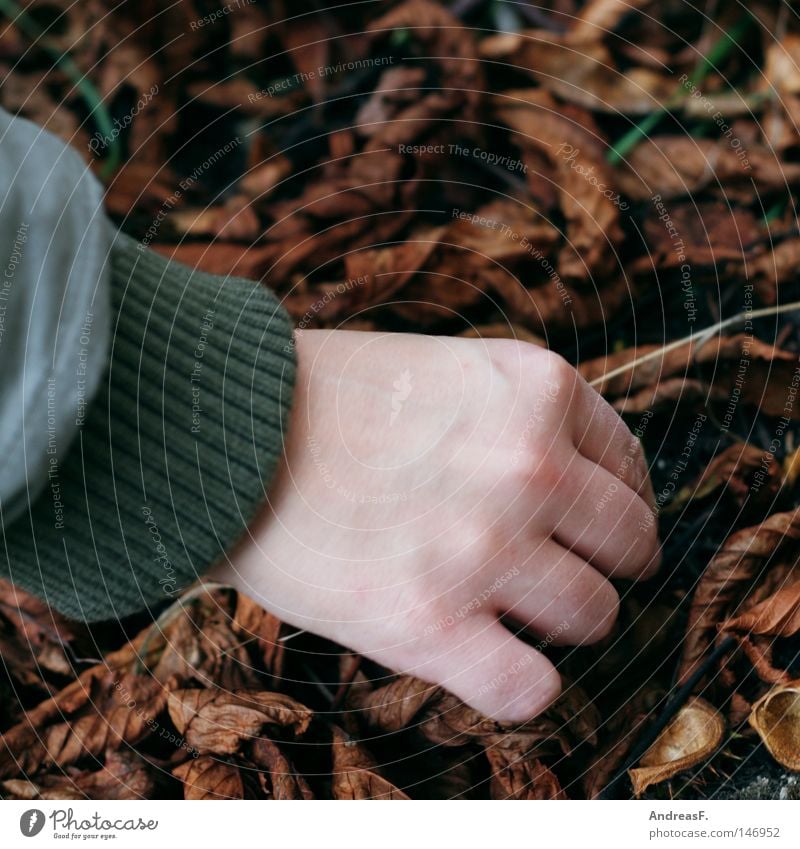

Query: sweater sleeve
[[0, 114, 296, 622]]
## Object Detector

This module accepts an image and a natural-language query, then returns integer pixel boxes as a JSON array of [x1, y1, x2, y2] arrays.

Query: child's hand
[[212, 330, 659, 722]]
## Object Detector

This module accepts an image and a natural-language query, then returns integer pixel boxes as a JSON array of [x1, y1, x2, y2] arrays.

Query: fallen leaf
[[664, 443, 779, 513], [167, 689, 312, 754], [749, 682, 800, 771], [485, 747, 567, 799], [173, 757, 244, 800], [249, 737, 314, 799], [330, 726, 409, 799], [581, 335, 800, 420], [1, 750, 154, 801], [678, 509, 800, 686], [481, 30, 674, 114], [628, 697, 725, 796], [721, 581, 800, 683], [493, 89, 624, 282]]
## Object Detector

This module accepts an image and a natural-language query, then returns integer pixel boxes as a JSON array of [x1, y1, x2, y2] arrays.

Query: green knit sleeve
[[0, 231, 296, 622]]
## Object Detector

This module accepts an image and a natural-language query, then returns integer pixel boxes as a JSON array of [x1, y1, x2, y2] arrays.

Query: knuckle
[[589, 581, 620, 642], [635, 505, 660, 549], [518, 449, 560, 491], [540, 350, 576, 392]]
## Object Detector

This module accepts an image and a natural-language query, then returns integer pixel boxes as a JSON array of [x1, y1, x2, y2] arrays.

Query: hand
[[210, 329, 659, 722]]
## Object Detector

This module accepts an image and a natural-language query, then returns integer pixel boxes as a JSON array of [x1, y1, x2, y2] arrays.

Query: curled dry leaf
[[583, 688, 663, 799], [231, 592, 287, 680], [0, 671, 166, 779], [628, 698, 726, 796], [493, 89, 624, 281], [721, 581, 800, 684], [330, 727, 409, 800], [664, 443, 779, 514], [347, 675, 440, 732], [485, 747, 566, 800], [0, 578, 77, 684], [481, 29, 674, 114], [641, 202, 760, 271], [367, 0, 484, 120], [581, 334, 800, 420], [678, 509, 800, 686], [249, 737, 314, 800], [722, 581, 800, 638], [150, 590, 264, 690], [615, 137, 800, 202], [749, 683, 800, 771], [167, 689, 312, 755], [425, 684, 599, 755], [751, 239, 800, 305], [388, 200, 564, 327], [173, 757, 245, 800], [349, 674, 597, 756], [1, 750, 154, 801]]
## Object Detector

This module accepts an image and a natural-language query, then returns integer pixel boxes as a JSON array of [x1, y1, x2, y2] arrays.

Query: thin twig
[[589, 299, 800, 389]]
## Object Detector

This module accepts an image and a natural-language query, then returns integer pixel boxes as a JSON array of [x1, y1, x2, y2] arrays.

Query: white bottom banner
[[0, 800, 798, 848]]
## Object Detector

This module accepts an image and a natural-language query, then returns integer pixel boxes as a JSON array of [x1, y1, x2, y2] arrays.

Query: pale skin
[[209, 329, 660, 723]]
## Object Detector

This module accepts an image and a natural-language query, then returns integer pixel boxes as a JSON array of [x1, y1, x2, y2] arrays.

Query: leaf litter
[[2, 0, 800, 799]]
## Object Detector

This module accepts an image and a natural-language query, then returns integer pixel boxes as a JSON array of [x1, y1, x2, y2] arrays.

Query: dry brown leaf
[[330, 726, 409, 800], [493, 89, 624, 281], [752, 239, 800, 305], [231, 592, 287, 679], [583, 689, 662, 799], [642, 202, 760, 270], [1, 750, 154, 801], [386, 199, 563, 327], [0, 578, 76, 683], [722, 581, 800, 637], [628, 697, 725, 796], [720, 581, 800, 684], [677, 509, 800, 686], [749, 682, 800, 771], [367, 0, 484, 121], [664, 443, 779, 513], [149, 591, 264, 690], [418, 684, 599, 755], [570, 0, 652, 43], [170, 197, 260, 242], [481, 31, 674, 114], [485, 747, 567, 799], [581, 334, 800, 420], [167, 689, 312, 754], [174, 756, 244, 800], [104, 161, 180, 219], [0, 671, 166, 780], [348, 676, 440, 732], [616, 137, 800, 202], [332, 766, 410, 800], [249, 737, 314, 799]]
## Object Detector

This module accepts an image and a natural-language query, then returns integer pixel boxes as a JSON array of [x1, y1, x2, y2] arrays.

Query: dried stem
[[589, 299, 800, 390]]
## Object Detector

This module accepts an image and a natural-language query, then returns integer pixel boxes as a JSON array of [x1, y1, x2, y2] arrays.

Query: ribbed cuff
[[1, 231, 296, 622]]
